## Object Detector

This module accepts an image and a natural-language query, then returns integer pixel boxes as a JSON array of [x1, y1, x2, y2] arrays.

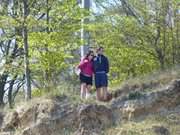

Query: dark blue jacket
[[93, 54, 109, 73]]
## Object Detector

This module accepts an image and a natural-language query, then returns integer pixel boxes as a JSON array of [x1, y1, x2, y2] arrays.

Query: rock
[[152, 126, 170, 135], [111, 79, 180, 120], [19, 99, 78, 135], [77, 104, 113, 135], [1, 97, 78, 135], [1, 111, 20, 131], [18, 103, 113, 135], [0, 79, 180, 135], [0, 132, 13, 135], [21, 122, 53, 135]]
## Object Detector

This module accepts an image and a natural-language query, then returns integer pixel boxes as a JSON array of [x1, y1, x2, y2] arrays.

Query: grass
[[109, 65, 180, 93], [104, 112, 180, 135], [2, 65, 180, 135], [103, 66, 180, 135], [2, 64, 179, 113], [128, 91, 144, 100], [6, 65, 180, 111], [2, 80, 109, 114], [14, 127, 76, 135]]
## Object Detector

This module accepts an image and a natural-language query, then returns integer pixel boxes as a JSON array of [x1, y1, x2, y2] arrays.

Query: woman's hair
[[85, 50, 94, 59]]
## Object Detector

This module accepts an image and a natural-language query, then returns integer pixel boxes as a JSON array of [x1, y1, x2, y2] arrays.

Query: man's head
[[96, 46, 104, 55]]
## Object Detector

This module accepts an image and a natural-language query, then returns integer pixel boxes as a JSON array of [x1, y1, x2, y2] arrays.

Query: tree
[[28, 0, 84, 89], [22, 0, 31, 100], [0, 0, 25, 106], [91, 0, 179, 84], [0, 0, 85, 106]]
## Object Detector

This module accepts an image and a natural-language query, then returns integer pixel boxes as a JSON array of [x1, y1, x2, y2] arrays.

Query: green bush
[[128, 91, 143, 100]]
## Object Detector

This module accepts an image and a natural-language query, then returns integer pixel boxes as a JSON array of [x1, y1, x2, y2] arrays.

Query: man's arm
[[105, 57, 109, 73]]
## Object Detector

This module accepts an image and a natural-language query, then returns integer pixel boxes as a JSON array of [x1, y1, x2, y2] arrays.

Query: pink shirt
[[78, 58, 94, 76]]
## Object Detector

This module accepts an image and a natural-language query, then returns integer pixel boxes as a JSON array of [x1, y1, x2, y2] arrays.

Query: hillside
[[0, 70, 180, 135], [0, 0, 179, 135]]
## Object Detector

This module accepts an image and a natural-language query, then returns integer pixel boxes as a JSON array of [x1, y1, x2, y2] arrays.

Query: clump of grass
[[128, 91, 144, 100]]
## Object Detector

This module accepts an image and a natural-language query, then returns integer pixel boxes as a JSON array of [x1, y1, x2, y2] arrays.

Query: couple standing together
[[77, 47, 109, 101]]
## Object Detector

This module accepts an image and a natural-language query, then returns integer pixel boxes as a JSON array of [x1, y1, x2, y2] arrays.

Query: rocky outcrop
[[0, 97, 77, 134], [1, 111, 19, 132], [111, 79, 180, 120], [76, 104, 113, 135], [0, 79, 180, 135], [152, 126, 170, 135], [0, 98, 113, 135]]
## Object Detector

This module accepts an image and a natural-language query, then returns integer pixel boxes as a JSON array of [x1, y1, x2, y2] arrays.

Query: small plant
[[128, 91, 143, 100], [32, 88, 43, 97]]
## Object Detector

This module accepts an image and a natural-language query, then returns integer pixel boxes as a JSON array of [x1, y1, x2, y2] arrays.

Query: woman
[[77, 50, 94, 99]]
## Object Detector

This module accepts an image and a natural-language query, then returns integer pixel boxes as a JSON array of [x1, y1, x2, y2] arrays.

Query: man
[[93, 46, 109, 101]]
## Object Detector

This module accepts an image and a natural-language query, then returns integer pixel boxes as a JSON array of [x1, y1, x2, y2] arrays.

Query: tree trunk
[[43, 0, 50, 90], [23, 0, 31, 100], [0, 73, 8, 106], [171, 27, 176, 65], [8, 75, 17, 108], [175, 12, 180, 63]]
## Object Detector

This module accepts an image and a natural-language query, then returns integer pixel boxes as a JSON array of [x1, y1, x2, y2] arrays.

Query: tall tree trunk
[[175, 12, 180, 63], [44, 0, 50, 90], [23, 0, 31, 100], [171, 26, 176, 65], [161, 0, 167, 69], [161, 26, 166, 70]]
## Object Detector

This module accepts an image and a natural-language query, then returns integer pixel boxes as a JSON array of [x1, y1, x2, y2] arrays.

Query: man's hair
[[96, 46, 104, 52]]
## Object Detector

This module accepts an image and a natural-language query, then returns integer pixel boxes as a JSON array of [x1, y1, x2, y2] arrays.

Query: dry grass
[[110, 65, 180, 93], [2, 66, 180, 135], [104, 66, 180, 135], [104, 110, 180, 135]]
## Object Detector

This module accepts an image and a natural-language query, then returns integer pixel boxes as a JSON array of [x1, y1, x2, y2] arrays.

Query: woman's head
[[85, 50, 94, 60]]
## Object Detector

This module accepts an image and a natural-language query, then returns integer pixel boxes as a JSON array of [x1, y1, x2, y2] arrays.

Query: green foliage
[[0, 0, 179, 105], [32, 89, 43, 97], [91, 0, 179, 85], [89, 16, 160, 85], [107, 47, 159, 85], [128, 91, 144, 100], [27, 0, 86, 89], [0, 0, 88, 105]]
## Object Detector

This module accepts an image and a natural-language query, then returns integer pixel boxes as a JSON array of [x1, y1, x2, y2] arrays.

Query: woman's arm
[[78, 59, 88, 69]]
